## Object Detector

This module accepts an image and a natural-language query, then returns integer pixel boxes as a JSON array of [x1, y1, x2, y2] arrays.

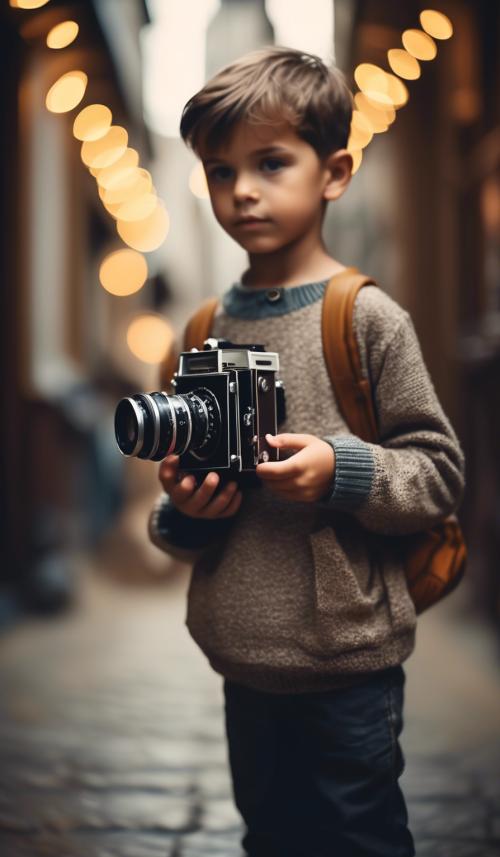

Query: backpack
[[160, 268, 466, 614]]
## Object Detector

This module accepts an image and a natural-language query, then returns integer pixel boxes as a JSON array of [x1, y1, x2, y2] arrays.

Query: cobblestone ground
[[1, 552, 500, 857]]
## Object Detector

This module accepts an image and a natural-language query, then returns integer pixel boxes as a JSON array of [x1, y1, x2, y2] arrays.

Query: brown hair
[[180, 46, 353, 158]]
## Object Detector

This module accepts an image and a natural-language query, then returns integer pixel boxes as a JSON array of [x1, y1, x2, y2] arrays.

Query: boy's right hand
[[159, 455, 243, 520]]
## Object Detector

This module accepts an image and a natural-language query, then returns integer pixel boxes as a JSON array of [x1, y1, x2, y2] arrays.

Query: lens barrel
[[114, 389, 221, 462]]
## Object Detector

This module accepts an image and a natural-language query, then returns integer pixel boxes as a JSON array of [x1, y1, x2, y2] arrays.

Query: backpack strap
[[321, 268, 379, 443], [159, 297, 219, 391]]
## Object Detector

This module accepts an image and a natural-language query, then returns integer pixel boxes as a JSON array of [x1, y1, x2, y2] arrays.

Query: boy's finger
[[203, 481, 238, 517], [218, 489, 243, 518], [181, 472, 219, 514], [170, 474, 197, 505], [159, 462, 179, 490]]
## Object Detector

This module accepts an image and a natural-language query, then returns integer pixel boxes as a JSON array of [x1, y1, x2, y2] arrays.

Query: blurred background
[[0, 1, 499, 855]]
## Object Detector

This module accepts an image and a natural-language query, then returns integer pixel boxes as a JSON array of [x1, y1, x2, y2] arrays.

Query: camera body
[[114, 339, 286, 484], [173, 338, 285, 479]]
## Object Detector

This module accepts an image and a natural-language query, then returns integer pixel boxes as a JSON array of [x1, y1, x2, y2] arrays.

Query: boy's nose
[[233, 173, 259, 203]]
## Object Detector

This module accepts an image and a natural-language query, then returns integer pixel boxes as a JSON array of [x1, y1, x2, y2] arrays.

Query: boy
[[149, 47, 465, 857]]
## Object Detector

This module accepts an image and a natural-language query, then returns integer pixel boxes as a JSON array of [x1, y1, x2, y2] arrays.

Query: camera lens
[[114, 389, 221, 462]]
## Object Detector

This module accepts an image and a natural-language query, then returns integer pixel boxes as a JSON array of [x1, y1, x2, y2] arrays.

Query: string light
[[189, 162, 210, 199], [387, 49, 421, 81], [99, 249, 148, 296], [349, 9, 452, 175], [96, 149, 140, 191], [10, 0, 51, 8], [73, 104, 112, 142], [80, 126, 128, 169], [46, 20, 79, 49], [117, 202, 170, 252], [126, 314, 175, 364], [45, 70, 87, 113], [420, 10, 453, 40], [402, 29, 437, 61]]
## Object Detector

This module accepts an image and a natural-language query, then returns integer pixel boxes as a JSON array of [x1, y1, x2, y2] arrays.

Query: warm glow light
[[349, 111, 373, 149], [46, 20, 79, 49], [81, 126, 128, 169], [354, 64, 393, 107], [420, 9, 453, 40], [10, 0, 51, 8], [402, 29, 437, 61], [73, 104, 112, 141], [45, 70, 87, 114], [99, 169, 153, 208], [127, 314, 175, 364], [117, 201, 170, 252], [99, 249, 148, 296], [387, 49, 421, 80], [189, 162, 209, 199], [354, 63, 408, 109], [96, 149, 140, 190], [115, 193, 158, 223], [354, 93, 395, 132], [349, 149, 363, 176]]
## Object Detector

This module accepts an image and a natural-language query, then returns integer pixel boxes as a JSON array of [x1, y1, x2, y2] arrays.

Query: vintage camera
[[114, 338, 286, 484]]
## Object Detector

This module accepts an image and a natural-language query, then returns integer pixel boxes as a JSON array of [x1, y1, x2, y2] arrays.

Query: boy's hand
[[256, 434, 335, 503], [159, 455, 243, 519]]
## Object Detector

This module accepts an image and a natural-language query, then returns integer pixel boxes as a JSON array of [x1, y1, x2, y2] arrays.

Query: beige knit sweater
[[149, 282, 465, 693]]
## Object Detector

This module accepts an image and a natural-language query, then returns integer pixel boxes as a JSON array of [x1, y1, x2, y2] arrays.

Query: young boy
[[149, 47, 465, 857]]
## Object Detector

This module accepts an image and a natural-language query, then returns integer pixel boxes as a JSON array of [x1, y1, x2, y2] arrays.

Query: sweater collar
[[222, 278, 329, 319]]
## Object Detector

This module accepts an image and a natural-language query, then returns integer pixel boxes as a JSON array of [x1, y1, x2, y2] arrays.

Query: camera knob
[[258, 376, 270, 393], [243, 407, 255, 426]]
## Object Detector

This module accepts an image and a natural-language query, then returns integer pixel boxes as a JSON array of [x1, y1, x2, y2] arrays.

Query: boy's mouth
[[234, 216, 271, 227]]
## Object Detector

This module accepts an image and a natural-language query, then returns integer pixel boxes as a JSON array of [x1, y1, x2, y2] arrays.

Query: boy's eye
[[261, 157, 285, 173], [208, 165, 233, 181]]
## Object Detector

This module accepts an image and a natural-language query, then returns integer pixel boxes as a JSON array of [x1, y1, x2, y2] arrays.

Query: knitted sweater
[[149, 278, 465, 693]]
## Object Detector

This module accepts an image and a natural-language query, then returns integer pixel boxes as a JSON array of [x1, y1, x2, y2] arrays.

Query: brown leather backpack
[[161, 268, 466, 614]]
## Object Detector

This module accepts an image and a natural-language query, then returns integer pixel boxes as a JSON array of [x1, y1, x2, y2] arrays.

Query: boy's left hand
[[256, 433, 335, 503]]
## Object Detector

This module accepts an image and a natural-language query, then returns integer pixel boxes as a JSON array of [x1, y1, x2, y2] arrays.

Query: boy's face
[[199, 121, 333, 255]]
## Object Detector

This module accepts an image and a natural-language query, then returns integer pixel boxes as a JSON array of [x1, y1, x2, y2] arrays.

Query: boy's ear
[[322, 149, 353, 202]]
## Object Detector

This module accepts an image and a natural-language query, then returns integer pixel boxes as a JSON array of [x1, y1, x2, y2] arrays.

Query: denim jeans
[[223, 666, 415, 857]]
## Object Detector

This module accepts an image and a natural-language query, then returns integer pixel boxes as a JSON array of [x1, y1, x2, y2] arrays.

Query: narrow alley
[[1, 545, 499, 857]]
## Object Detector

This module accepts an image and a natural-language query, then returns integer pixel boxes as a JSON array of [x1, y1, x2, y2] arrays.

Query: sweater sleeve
[[148, 493, 234, 563], [320, 289, 465, 535]]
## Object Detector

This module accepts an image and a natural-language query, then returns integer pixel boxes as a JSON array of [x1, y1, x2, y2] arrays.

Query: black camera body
[[114, 339, 286, 484]]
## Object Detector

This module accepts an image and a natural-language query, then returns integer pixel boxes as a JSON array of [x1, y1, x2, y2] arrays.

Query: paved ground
[[1, 532, 500, 856]]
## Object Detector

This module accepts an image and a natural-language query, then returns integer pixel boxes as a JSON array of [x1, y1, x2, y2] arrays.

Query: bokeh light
[[96, 149, 140, 191], [45, 70, 87, 114], [402, 29, 437, 61], [354, 63, 408, 110], [99, 168, 153, 207], [383, 73, 409, 108], [10, 0, 51, 7], [117, 202, 170, 252], [81, 126, 128, 169], [46, 20, 79, 49], [73, 104, 112, 142], [126, 314, 175, 364], [420, 9, 453, 40], [387, 49, 421, 80], [189, 162, 210, 199], [349, 149, 363, 176], [354, 64, 392, 108], [354, 92, 395, 132], [99, 249, 148, 296], [115, 193, 158, 223], [349, 111, 373, 149]]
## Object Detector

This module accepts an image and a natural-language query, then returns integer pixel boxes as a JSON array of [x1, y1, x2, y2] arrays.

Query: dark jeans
[[223, 666, 415, 857]]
